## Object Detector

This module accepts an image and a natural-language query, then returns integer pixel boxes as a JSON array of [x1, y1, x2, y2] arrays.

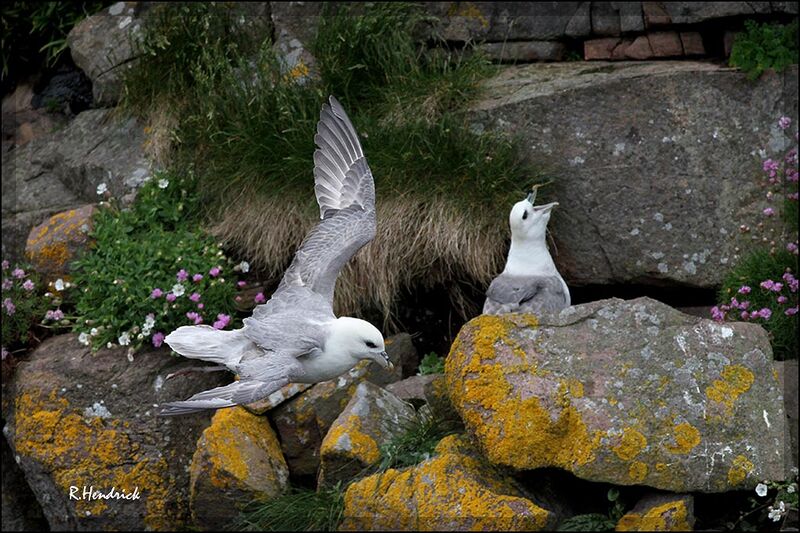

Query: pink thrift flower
[[166, 293, 177, 303], [760, 280, 775, 291], [150, 288, 163, 299], [254, 292, 266, 304], [763, 207, 775, 217], [152, 332, 165, 348], [176, 269, 189, 282], [758, 308, 772, 320], [731, 297, 740, 309], [771, 282, 783, 292], [212, 314, 231, 330], [192, 273, 203, 283], [197, 303, 204, 309], [1, 279, 10, 290], [738, 286, 751, 294], [778, 116, 792, 130], [11, 268, 25, 279], [237, 281, 247, 288], [1, 260, 8, 270], [777, 296, 788, 304], [788, 242, 799, 254], [711, 306, 725, 321], [22, 279, 34, 291], [741, 311, 750, 320], [52, 309, 64, 321], [786, 306, 798, 316], [186, 311, 203, 325], [3, 298, 15, 315], [189, 292, 201, 302], [209, 266, 221, 277]]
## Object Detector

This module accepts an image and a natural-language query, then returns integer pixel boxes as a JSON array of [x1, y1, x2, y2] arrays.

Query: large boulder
[[615, 492, 695, 531], [470, 61, 798, 288], [445, 298, 787, 492], [1, 434, 48, 532], [189, 407, 289, 530], [25, 204, 96, 279], [0, 334, 227, 530], [339, 434, 557, 531]]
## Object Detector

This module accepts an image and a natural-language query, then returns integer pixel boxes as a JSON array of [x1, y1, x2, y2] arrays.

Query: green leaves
[[417, 352, 445, 375], [729, 20, 799, 80]]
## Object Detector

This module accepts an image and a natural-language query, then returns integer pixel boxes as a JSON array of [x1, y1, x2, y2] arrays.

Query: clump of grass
[[234, 484, 345, 532], [377, 407, 461, 471]]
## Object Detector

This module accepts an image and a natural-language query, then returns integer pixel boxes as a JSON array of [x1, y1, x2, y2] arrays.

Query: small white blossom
[[118, 332, 131, 346], [107, 342, 114, 349], [237, 261, 250, 273], [78, 332, 90, 346], [54, 279, 65, 291], [756, 483, 768, 497], [171, 283, 185, 297], [90, 328, 99, 336], [158, 178, 169, 189], [788, 484, 796, 494], [768, 501, 786, 522], [96, 183, 108, 195], [144, 314, 156, 327]]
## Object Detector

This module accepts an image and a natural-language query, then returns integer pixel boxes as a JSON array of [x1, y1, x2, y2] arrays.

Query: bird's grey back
[[483, 274, 569, 315]]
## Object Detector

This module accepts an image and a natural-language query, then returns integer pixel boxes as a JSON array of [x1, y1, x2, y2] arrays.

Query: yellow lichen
[[612, 428, 647, 461], [727, 455, 754, 486], [446, 2, 490, 28], [705, 364, 754, 417], [628, 461, 648, 483], [665, 422, 701, 454], [320, 414, 380, 465], [287, 60, 310, 80], [616, 500, 691, 531]]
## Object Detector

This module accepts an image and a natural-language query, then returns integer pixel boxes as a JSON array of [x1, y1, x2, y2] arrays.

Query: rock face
[[25, 205, 96, 279], [190, 407, 289, 530], [470, 62, 798, 287], [445, 298, 786, 492], [318, 382, 415, 488], [1, 334, 227, 530], [616, 493, 695, 531], [2, 107, 150, 261], [340, 434, 556, 531], [1, 435, 48, 532]]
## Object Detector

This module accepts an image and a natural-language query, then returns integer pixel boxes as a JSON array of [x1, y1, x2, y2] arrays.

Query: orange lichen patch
[[26, 206, 95, 275], [320, 414, 381, 465], [727, 455, 754, 486], [705, 364, 754, 417], [447, 2, 490, 28], [287, 60, 310, 80], [340, 435, 551, 531], [655, 462, 668, 472], [628, 461, 648, 483], [14, 389, 173, 529], [665, 422, 701, 454], [612, 428, 647, 461], [615, 500, 691, 531]]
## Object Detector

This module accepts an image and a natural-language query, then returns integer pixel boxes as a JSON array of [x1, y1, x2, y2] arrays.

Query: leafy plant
[[557, 488, 626, 531], [70, 171, 243, 356], [377, 407, 460, 471], [417, 351, 445, 375], [729, 474, 798, 530], [1, 261, 50, 356], [729, 19, 799, 80], [234, 484, 345, 532]]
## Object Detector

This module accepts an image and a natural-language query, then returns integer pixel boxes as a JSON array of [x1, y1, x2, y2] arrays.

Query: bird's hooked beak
[[533, 201, 559, 213], [378, 351, 393, 370]]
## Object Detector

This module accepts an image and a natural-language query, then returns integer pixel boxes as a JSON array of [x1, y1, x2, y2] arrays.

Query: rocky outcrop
[[25, 205, 96, 279], [445, 298, 786, 492], [318, 382, 415, 488], [0, 334, 227, 530], [470, 61, 798, 288], [1, 435, 48, 532], [189, 407, 289, 530], [615, 493, 695, 531], [339, 434, 557, 531]]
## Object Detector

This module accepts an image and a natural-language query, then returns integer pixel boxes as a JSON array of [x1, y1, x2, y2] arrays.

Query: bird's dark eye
[[365, 341, 377, 349], [522, 211, 528, 220]]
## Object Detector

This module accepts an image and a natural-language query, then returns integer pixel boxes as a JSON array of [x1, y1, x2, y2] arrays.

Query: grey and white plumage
[[483, 194, 570, 315], [160, 96, 391, 416]]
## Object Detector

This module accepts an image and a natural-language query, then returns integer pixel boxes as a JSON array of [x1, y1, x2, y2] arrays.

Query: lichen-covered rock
[[189, 407, 289, 530], [445, 297, 786, 492], [615, 493, 695, 531], [339, 434, 556, 531], [25, 204, 95, 278], [319, 382, 415, 488], [242, 382, 312, 415], [270, 335, 407, 476], [470, 61, 798, 287], [0, 334, 227, 530]]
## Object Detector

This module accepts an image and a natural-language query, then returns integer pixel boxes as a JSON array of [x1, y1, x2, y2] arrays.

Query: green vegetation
[[1, 261, 50, 354], [557, 489, 626, 531], [417, 351, 445, 375], [729, 19, 799, 80], [234, 484, 345, 532], [377, 407, 460, 471], [70, 171, 242, 354], [121, 2, 542, 326]]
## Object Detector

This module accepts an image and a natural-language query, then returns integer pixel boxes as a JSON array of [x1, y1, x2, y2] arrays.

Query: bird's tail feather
[[164, 325, 256, 367], [157, 380, 271, 416]]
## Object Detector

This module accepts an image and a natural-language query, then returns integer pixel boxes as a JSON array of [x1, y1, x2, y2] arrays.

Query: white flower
[[237, 261, 250, 273], [78, 332, 90, 346], [768, 501, 786, 522], [96, 183, 108, 195], [118, 332, 131, 346], [107, 342, 114, 349], [171, 283, 185, 297], [788, 484, 796, 494], [54, 279, 65, 291], [158, 178, 169, 189], [90, 328, 99, 336], [756, 483, 768, 497]]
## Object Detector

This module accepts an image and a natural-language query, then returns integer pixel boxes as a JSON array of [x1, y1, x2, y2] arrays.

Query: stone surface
[[592, 2, 621, 36], [662, 2, 776, 24], [616, 493, 695, 531], [0, 334, 227, 530], [318, 382, 415, 488], [340, 434, 556, 531], [648, 32, 683, 57], [642, 2, 671, 27], [679, 32, 705, 56], [584, 37, 621, 60], [477, 41, 565, 63], [385, 374, 439, 404], [67, 2, 149, 106], [384, 332, 419, 379], [25, 205, 96, 279], [2, 82, 69, 148], [444, 298, 786, 492], [190, 406, 289, 530], [423, 374, 461, 422], [470, 61, 798, 287], [242, 382, 312, 415], [270, 339, 406, 476], [2, 107, 150, 262], [619, 2, 645, 33], [624, 36, 654, 59], [565, 2, 592, 38], [775, 360, 799, 473], [1, 435, 48, 532]]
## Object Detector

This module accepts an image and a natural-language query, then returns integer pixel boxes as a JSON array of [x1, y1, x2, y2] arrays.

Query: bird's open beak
[[378, 351, 394, 370], [533, 201, 558, 213]]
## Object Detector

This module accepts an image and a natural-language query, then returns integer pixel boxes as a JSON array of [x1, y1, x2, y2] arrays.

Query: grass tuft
[[234, 484, 345, 532]]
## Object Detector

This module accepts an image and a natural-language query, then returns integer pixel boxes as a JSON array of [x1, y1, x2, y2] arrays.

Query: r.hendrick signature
[[69, 486, 141, 501]]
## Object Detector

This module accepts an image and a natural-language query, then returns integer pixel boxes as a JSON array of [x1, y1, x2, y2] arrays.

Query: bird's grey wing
[[483, 275, 541, 314], [158, 378, 292, 416], [518, 276, 569, 313], [276, 96, 377, 303]]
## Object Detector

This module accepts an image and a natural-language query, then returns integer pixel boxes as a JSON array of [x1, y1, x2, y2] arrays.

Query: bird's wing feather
[[484, 274, 568, 315], [158, 380, 283, 416]]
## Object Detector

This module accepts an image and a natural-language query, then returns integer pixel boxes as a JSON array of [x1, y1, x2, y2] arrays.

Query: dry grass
[[209, 194, 509, 331]]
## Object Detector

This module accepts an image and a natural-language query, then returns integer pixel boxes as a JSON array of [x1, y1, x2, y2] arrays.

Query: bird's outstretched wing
[[276, 95, 377, 304]]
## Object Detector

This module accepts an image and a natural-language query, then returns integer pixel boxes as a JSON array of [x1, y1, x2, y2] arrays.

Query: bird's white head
[[509, 195, 558, 243], [329, 317, 392, 369]]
